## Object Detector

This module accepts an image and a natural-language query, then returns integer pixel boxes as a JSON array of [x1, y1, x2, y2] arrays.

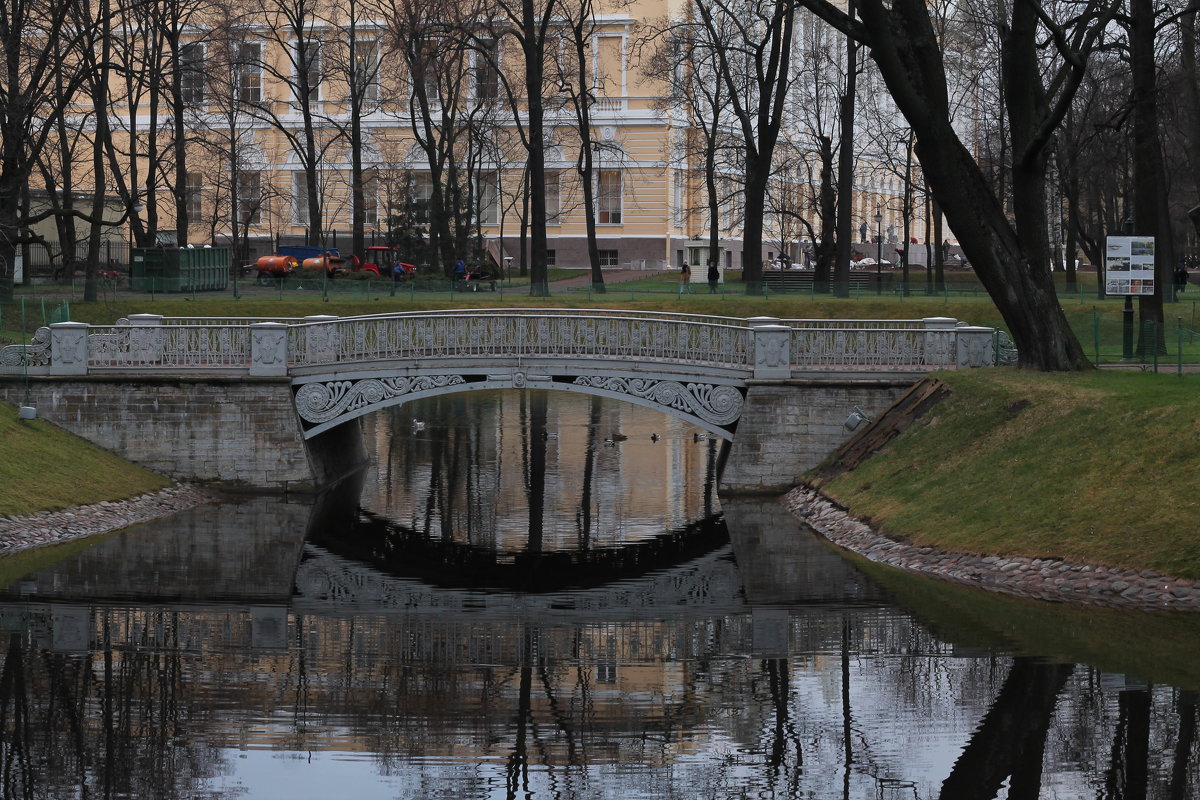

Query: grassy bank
[[810, 368, 1200, 580], [0, 403, 170, 517]]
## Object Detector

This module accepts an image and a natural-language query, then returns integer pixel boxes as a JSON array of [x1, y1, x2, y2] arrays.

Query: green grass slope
[[810, 368, 1200, 580], [0, 403, 170, 517]]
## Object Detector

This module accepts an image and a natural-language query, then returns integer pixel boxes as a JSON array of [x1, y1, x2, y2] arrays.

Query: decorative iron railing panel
[[155, 308, 930, 330], [289, 314, 754, 371], [0, 311, 998, 376], [789, 327, 954, 370], [87, 325, 252, 369]]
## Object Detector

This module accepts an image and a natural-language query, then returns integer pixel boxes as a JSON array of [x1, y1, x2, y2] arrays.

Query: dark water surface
[[1, 391, 1198, 799]]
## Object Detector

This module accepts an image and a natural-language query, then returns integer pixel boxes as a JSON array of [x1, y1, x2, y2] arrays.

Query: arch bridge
[[1, 309, 998, 493]]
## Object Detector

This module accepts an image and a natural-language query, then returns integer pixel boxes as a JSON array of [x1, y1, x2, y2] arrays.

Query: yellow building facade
[[104, 0, 928, 272]]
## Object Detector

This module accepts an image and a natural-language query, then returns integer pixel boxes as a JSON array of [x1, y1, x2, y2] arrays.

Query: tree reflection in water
[[0, 391, 1198, 799]]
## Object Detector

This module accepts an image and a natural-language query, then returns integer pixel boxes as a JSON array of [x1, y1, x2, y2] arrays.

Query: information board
[[1105, 236, 1155, 296]]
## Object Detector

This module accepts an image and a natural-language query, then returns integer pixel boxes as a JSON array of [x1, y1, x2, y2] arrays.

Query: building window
[[477, 171, 498, 225], [597, 170, 622, 224], [598, 249, 618, 267], [416, 39, 439, 101], [474, 39, 499, 99], [596, 659, 617, 684], [185, 172, 203, 220], [363, 170, 379, 226], [407, 171, 433, 224], [545, 249, 556, 266], [180, 43, 205, 104], [353, 38, 380, 102], [545, 170, 560, 224], [292, 171, 308, 224], [238, 171, 261, 225], [672, 171, 685, 227], [237, 42, 262, 104], [295, 39, 321, 102]]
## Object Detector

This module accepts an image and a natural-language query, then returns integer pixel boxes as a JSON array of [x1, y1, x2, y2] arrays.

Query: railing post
[[250, 322, 289, 376], [956, 325, 997, 368], [922, 317, 959, 368], [303, 315, 340, 365], [125, 313, 166, 366], [752, 323, 792, 379], [125, 313, 164, 326], [48, 322, 89, 375]]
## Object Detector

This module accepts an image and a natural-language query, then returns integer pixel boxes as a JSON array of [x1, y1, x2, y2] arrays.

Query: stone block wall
[[719, 379, 913, 495], [0, 376, 318, 490]]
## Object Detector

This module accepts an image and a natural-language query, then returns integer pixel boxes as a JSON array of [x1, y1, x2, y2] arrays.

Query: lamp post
[[874, 210, 883, 295]]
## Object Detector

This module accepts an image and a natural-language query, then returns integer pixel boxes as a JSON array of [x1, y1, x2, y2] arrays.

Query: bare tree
[[242, 0, 337, 247], [797, 0, 1119, 370], [378, 0, 484, 273], [476, 0, 563, 295], [0, 0, 113, 299], [643, 11, 740, 276], [693, 0, 797, 294]]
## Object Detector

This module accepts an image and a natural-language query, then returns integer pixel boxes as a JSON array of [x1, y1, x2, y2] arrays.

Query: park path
[[551, 267, 670, 290]]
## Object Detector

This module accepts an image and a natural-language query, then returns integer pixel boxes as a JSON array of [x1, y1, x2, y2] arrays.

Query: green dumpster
[[131, 247, 231, 292]]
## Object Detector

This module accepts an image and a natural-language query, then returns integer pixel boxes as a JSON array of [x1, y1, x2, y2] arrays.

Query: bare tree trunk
[[799, 0, 1099, 370], [1131, 0, 1170, 353], [833, 6, 857, 298]]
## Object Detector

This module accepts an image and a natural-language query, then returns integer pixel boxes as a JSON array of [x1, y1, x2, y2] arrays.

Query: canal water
[[0, 391, 1197, 799]]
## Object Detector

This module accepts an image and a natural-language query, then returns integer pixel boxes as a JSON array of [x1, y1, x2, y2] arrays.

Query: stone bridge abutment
[[0, 311, 998, 494]]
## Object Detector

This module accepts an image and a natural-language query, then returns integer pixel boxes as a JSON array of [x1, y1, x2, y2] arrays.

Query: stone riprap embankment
[[0, 485, 218, 553], [784, 486, 1200, 611]]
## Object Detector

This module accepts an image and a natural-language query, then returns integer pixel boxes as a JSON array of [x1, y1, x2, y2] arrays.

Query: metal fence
[[22, 240, 130, 278], [0, 298, 72, 338], [1089, 310, 1200, 372]]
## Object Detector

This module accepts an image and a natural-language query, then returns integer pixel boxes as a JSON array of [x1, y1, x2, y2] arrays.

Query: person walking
[[679, 263, 692, 294], [706, 260, 719, 293]]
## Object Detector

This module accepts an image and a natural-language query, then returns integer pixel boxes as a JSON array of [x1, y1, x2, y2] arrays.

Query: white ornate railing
[[288, 314, 752, 370], [86, 325, 252, 369], [0, 311, 997, 377], [145, 309, 933, 330]]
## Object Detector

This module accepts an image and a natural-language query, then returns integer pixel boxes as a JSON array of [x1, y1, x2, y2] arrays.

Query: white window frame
[[545, 170, 560, 224], [353, 38, 380, 103], [237, 42, 262, 104], [596, 169, 622, 225], [180, 43, 205, 105], [293, 38, 322, 102], [238, 171, 262, 225], [473, 39, 499, 100], [185, 172, 203, 220], [672, 171, 685, 227], [408, 171, 433, 224], [363, 170, 379, 226], [292, 171, 309, 224], [477, 170, 498, 225]]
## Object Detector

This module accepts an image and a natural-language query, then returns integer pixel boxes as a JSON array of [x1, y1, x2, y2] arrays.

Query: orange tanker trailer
[[253, 255, 299, 285]]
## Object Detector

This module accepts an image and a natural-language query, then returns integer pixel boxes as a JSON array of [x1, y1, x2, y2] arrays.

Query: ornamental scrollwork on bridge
[[0, 327, 51, 367], [572, 376, 744, 427], [295, 375, 466, 424]]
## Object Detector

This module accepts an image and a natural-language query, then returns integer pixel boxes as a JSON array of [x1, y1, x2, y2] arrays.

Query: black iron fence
[[22, 240, 130, 280]]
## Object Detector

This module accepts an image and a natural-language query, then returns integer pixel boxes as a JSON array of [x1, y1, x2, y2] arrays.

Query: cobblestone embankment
[[0, 485, 219, 553], [784, 486, 1200, 611]]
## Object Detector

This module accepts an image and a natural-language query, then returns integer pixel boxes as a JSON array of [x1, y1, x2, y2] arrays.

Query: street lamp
[[874, 209, 883, 295]]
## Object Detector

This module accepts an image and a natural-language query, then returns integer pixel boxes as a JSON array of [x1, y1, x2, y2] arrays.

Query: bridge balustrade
[[288, 314, 754, 371], [0, 311, 998, 377]]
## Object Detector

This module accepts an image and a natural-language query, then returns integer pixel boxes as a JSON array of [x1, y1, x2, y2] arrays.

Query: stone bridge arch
[[293, 366, 748, 441]]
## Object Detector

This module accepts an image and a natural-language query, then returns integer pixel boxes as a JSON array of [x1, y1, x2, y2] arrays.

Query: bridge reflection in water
[[0, 392, 1197, 800]]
